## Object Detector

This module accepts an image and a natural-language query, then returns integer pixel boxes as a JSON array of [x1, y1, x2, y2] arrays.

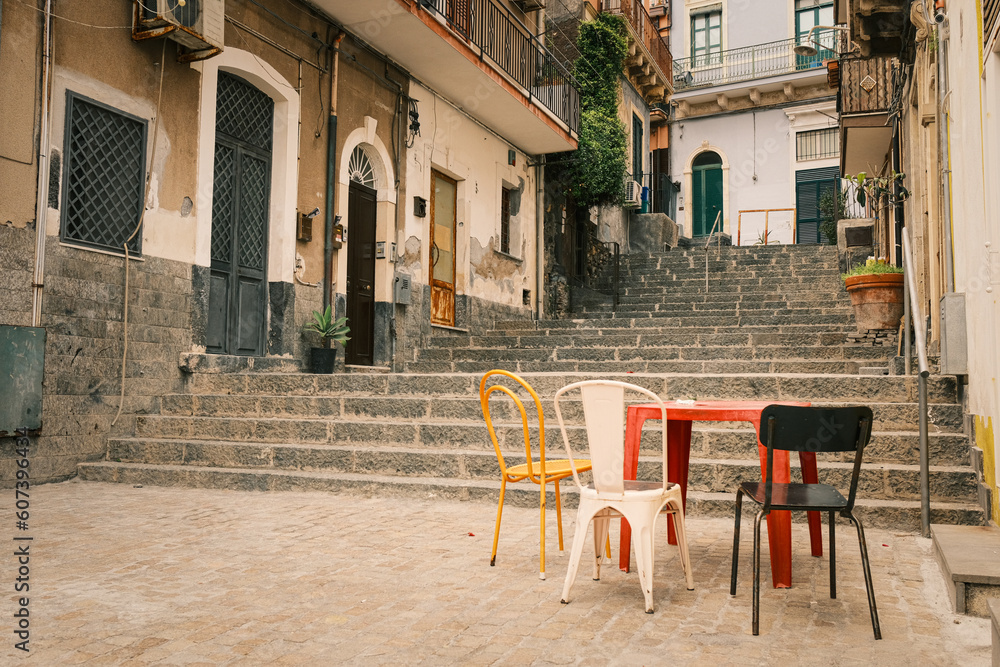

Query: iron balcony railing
[[673, 29, 841, 90], [602, 0, 673, 83], [420, 0, 580, 133]]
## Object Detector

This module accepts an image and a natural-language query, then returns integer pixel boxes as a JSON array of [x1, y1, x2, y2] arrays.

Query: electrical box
[[414, 196, 427, 218], [394, 273, 412, 305], [939, 292, 968, 375], [297, 214, 313, 242], [332, 223, 344, 249], [0, 326, 45, 435]]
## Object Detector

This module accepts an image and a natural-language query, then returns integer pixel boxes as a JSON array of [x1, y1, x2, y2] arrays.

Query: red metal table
[[619, 400, 823, 588]]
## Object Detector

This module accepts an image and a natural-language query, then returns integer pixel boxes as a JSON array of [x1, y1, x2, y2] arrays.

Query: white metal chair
[[554, 380, 694, 613]]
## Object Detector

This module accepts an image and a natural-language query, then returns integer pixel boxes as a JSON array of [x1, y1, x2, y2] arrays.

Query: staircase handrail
[[901, 227, 930, 538], [604, 241, 620, 312], [704, 210, 723, 292]]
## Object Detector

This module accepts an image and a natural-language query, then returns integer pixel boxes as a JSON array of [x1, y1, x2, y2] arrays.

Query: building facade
[[668, 0, 842, 246], [0, 0, 578, 483]]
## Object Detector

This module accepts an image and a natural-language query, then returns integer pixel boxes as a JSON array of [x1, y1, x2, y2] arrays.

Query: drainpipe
[[324, 31, 345, 312], [935, 13, 955, 292], [536, 159, 545, 320], [31, 0, 54, 327], [892, 118, 904, 267]]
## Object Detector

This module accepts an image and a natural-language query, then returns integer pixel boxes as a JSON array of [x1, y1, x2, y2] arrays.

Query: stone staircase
[[78, 245, 984, 531]]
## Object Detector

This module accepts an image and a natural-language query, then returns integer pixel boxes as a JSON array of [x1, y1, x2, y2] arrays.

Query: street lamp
[[793, 25, 850, 57]]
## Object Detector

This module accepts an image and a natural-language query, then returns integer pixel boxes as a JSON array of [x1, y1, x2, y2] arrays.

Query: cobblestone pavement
[[1, 480, 989, 665]]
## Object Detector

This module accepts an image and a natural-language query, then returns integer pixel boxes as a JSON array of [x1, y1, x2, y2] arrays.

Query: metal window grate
[[796, 127, 838, 161], [61, 92, 147, 255], [215, 72, 274, 151]]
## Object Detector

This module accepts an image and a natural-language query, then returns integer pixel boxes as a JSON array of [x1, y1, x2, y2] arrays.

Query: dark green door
[[795, 0, 835, 69], [795, 166, 840, 244], [692, 151, 723, 237]]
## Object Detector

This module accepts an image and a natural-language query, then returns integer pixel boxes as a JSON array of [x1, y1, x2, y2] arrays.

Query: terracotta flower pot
[[844, 273, 905, 331]]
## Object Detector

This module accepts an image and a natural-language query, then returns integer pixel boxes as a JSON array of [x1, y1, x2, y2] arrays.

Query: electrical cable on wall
[[111, 38, 167, 428]]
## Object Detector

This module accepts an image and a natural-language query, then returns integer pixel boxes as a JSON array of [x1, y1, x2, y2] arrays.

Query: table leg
[[618, 412, 645, 572], [757, 444, 793, 589], [800, 452, 823, 557], [620, 418, 692, 572], [665, 420, 692, 546]]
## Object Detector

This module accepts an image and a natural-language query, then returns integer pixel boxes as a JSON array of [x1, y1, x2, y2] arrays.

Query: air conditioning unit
[[624, 180, 642, 208], [133, 0, 225, 62]]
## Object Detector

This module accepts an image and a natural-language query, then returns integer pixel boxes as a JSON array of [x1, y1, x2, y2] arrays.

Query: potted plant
[[304, 306, 350, 373], [842, 258, 905, 331]]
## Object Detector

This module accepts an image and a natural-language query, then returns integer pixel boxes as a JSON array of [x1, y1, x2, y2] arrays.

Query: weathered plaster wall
[[401, 81, 537, 321]]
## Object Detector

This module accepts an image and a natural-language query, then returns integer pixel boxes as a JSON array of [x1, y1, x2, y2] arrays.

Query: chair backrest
[[480, 370, 546, 481], [553, 380, 667, 495], [759, 404, 874, 511]]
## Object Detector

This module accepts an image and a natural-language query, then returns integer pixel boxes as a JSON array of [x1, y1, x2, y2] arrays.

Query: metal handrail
[[704, 210, 723, 292], [605, 241, 620, 311], [901, 227, 931, 538], [419, 0, 580, 133]]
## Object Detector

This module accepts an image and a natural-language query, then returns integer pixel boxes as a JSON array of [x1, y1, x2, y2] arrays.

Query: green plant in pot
[[304, 306, 350, 373], [842, 259, 905, 332]]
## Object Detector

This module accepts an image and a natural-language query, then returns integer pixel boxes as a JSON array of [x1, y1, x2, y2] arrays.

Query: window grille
[[796, 127, 838, 161], [348, 146, 376, 189], [500, 187, 511, 254], [61, 92, 147, 255]]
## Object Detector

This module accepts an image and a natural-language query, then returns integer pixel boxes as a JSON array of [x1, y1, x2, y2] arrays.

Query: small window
[[500, 186, 511, 254], [61, 92, 147, 255], [691, 10, 722, 66], [796, 128, 839, 161]]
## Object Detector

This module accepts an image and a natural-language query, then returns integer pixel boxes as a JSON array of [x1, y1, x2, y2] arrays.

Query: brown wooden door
[[346, 182, 376, 366], [430, 170, 456, 327]]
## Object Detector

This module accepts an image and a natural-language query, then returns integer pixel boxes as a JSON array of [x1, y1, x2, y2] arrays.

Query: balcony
[[838, 53, 898, 176], [672, 30, 841, 91], [313, 0, 579, 154], [602, 0, 673, 102], [835, 0, 913, 60]]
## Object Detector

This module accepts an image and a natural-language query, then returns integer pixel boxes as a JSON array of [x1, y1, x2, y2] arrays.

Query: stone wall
[[0, 226, 193, 485]]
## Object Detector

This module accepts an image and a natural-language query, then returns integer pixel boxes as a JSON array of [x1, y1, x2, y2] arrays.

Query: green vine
[[553, 13, 629, 208]]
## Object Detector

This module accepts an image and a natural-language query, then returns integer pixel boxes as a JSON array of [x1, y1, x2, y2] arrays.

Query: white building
[[668, 0, 842, 245]]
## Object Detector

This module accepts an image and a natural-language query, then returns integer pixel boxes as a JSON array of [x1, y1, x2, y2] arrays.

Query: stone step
[[933, 524, 1000, 617], [105, 438, 974, 502], [586, 305, 854, 318], [488, 317, 857, 334], [403, 359, 883, 375], [158, 395, 965, 434], [129, 412, 968, 467], [75, 462, 983, 532], [427, 343, 890, 361], [180, 372, 960, 404]]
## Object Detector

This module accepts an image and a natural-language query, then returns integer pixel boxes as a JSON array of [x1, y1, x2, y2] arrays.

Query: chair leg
[[554, 478, 564, 552], [631, 509, 657, 614], [752, 509, 765, 636], [561, 505, 594, 606], [670, 503, 695, 591], [491, 478, 506, 566], [829, 510, 837, 599], [539, 481, 547, 580], [593, 511, 611, 581], [730, 488, 744, 596], [845, 511, 882, 640]]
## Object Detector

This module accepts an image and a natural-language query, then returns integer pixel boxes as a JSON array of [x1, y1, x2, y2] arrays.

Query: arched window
[[348, 146, 376, 189], [692, 151, 723, 237]]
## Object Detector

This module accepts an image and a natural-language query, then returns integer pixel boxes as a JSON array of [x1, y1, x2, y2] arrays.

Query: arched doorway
[[346, 146, 377, 366], [207, 72, 273, 356], [692, 151, 723, 238]]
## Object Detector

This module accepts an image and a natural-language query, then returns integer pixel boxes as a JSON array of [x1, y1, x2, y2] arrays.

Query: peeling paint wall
[[975, 416, 998, 523], [402, 81, 537, 315]]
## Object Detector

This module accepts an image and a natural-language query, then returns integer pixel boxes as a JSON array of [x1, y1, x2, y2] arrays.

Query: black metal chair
[[729, 405, 881, 640]]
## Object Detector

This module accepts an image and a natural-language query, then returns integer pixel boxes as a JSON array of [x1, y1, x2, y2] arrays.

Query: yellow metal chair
[[480, 370, 606, 580]]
